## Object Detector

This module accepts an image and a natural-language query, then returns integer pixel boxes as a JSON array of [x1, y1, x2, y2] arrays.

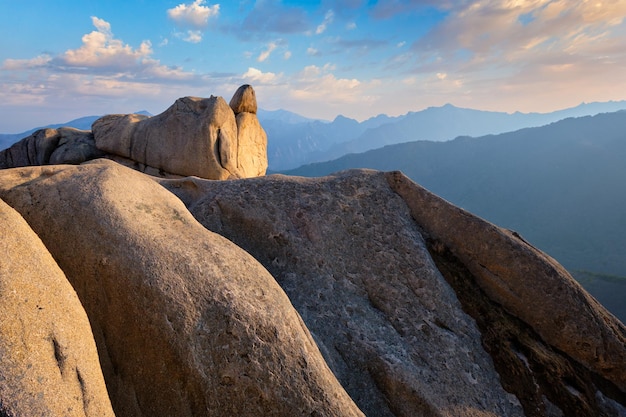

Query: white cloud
[[167, 0, 219, 29], [291, 64, 360, 102], [283, 50, 292, 60], [316, 10, 335, 34], [307, 47, 320, 56], [258, 42, 278, 62], [183, 30, 203, 43], [243, 67, 280, 84], [59, 16, 152, 69], [346, 21, 357, 30], [2, 55, 51, 70]]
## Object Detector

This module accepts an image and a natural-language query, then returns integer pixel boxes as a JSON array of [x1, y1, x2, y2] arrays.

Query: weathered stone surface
[[92, 88, 268, 180], [385, 171, 626, 388], [229, 84, 258, 114], [93, 97, 239, 180], [0, 127, 103, 168], [0, 160, 363, 417], [161, 169, 626, 417], [1, 86, 268, 180], [384, 171, 626, 416], [160, 170, 525, 417], [0, 199, 114, 417], [235, 112, 268, 177]]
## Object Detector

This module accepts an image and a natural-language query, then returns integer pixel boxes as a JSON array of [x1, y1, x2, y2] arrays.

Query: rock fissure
[[425, 236, 625, 417]]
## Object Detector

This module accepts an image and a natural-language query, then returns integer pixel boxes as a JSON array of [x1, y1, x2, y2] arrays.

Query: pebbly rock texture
[[0, 160, 362, 417], [0, 199, 114, 417], [160, 170, 525, 417], [160, 169, 626, 417], [1, 148, 625, 417], [0, 127, 104, 168], [92, 85, 267, 179]]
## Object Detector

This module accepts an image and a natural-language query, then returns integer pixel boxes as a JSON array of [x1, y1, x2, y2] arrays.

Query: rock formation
[[0, 199, 114, 417], [0, 161, 361, 417], [0, 85, 268, 179], [229, 85, 268, 178], [160, 169, 626, 417], [0, 127, 104, 168], [1, 97, 625, 416]]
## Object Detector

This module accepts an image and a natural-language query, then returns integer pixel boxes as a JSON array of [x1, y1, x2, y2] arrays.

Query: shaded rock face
[[0, 127, 104, 168], [0, 85, 268, 180], [160, 171, 524, 417], [385, 172, 626, 417], [161, 169, 626, 417], [0, 161, 362, 417], [0, 199, 114, 417]]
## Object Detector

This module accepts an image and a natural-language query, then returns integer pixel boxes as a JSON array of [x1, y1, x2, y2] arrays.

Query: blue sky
[[1, 0, 626, 132]]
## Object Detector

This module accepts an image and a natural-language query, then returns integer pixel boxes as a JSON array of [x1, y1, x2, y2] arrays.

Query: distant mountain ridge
[[6, 101, 626, 171], [262, 100, 626, 170]]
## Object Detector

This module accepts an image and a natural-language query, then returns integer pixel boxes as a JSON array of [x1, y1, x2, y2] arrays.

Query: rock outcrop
[[0, 161, 362, 417], [1, 154, 625, 416], [0, 85, 268, 179], [0, 199, 114, 417], [160, 169, 626, 417], [0, 127, 104, 168], [230, 84, 268, 178]]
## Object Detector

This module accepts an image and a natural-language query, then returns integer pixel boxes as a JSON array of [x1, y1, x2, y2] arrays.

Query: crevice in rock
[[0, 402, 15, 417], [76, 368, 89, 414], [52, 336, 66, 374], [425, 237, 626, 417]]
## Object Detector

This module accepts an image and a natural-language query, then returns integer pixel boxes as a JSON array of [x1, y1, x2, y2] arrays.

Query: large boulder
[[93, 97, 238, 179], [230, 84, 267, 177], [0, 127, 103, 168], [0, 160, 362, 417], [160, 169, 626, 417], [0, 199, 114, 417], [92, 85, 268, 179], [229, 84, 258, 114], [160, 171, 525, 417], [0, 86, 268, 181]]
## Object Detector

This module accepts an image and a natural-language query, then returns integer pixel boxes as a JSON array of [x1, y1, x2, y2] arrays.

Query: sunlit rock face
[[0, 198, 114, 417], [0, 161, 362, 417], [0, 85, 268, 180]]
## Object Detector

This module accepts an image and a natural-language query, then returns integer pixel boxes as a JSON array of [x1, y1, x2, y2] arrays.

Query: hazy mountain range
[[262, 100, 626, 171], [4, 100, 626, 171]]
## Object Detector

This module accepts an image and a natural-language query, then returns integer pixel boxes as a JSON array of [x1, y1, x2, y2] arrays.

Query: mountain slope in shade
[[265, 100, 626, 170], [285, 111, 626, 321]]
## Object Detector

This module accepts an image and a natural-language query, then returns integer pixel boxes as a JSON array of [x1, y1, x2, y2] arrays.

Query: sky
[[1, 0, 626, 133]]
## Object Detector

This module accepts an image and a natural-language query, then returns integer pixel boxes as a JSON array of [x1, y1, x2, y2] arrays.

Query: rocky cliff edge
[[0, 159, 624, 417]]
